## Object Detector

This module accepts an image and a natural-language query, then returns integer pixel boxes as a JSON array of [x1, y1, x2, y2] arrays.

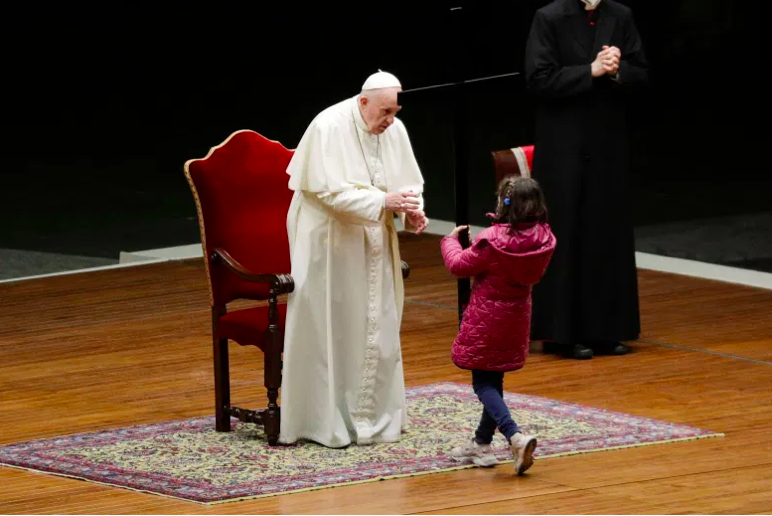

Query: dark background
[[1, 1, 766, 269]]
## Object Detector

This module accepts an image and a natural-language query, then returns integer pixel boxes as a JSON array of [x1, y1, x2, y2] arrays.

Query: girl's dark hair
[[494, 176, 548, 232]]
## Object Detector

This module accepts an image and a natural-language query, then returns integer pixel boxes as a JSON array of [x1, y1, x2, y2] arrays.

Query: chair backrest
[[184, 130, 294, 306], [491, 145, 534, 186]]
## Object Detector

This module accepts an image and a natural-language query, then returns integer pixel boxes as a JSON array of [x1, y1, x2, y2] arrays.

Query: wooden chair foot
[[215, 411, 231, 432], [264, 407, 280, 445]]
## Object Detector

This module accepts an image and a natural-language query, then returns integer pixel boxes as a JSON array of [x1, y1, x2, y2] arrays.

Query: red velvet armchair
[[184, 129, 411, 445], [491, 145, 534, 185], [184, 130, 294, 445]]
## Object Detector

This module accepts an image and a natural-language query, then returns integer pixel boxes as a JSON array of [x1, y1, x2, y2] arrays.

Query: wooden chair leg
[[262, 339, 281, 445], [263, 359, 280, 445], [213, 305, 231, 432], [264, 292, 282, 445], [214, 337, 231, 432]]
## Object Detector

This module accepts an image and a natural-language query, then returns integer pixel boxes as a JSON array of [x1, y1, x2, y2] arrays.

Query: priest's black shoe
[[567, 343, 593, 360], [592, 341, 631, 356], [607, 342, 631, 355], [542, 341, 593, 359], [572, 343, 593, 359]]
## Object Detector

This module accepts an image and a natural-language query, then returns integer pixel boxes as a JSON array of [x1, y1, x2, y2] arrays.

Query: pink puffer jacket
[[441, 222, 556, 372]]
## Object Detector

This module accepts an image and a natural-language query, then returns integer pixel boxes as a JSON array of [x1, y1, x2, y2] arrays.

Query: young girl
[[440, 176, 556, 475]]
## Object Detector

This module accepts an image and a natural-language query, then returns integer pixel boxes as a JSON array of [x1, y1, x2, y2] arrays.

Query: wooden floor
[[1, 234, 771, 514]]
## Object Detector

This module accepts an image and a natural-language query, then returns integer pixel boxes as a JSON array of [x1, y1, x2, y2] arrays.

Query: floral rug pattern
[[0, 382, 722, 504]]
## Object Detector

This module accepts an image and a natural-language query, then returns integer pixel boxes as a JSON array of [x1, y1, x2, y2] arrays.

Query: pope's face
[[360, 88, 402, 135]]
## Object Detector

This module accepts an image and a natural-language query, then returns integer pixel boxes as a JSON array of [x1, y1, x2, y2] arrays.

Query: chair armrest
[[401, 260, 410, 280], [211, 248, 295, 295]]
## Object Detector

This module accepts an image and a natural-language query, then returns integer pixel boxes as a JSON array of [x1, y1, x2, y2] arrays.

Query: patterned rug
[[0, 382, 722, 504]]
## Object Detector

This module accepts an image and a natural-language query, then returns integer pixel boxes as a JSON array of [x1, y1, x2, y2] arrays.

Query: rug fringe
[[0, 462, 212, 505], [0, 432, 725, 506], [534, 432, 726, 461], [205, 463, 485, 505], [0, 457, 502, 506], [206, 433, 726, 505]]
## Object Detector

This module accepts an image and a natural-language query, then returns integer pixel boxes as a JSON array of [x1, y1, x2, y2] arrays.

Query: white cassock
[[280, 94, 425, 448]]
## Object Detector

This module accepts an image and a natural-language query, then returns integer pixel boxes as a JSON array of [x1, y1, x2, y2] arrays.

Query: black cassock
[[524, 0, 648, 345]]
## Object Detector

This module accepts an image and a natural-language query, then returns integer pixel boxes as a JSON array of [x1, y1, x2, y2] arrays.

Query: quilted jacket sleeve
[[441, 234, 493, 278]]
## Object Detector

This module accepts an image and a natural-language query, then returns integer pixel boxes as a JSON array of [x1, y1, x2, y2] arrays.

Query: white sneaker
[[510, 432, 537, 475], [450, 439, 498, 467]]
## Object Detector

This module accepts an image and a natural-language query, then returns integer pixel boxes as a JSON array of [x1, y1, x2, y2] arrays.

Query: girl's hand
[[449, 225, 469, 238]]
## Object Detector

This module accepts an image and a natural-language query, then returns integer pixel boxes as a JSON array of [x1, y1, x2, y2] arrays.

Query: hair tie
[[504, 198, 511, 206]]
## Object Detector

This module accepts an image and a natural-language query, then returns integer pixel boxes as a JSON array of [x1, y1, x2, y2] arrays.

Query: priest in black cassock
[[524, 0, 648, 360]]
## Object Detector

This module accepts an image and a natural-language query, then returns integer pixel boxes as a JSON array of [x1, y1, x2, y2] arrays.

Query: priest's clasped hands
[[591, 45, 621, 78], [386, 191, 429, 235]]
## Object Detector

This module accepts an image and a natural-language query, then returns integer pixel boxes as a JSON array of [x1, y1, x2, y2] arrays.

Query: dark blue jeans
[[472, 370, 520, 445]]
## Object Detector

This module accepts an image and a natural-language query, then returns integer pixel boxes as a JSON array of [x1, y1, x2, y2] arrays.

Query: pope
[[280, 70, 428, 447]]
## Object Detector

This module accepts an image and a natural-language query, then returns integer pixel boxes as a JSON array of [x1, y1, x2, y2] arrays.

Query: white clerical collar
[[352, 95, 371, 133]]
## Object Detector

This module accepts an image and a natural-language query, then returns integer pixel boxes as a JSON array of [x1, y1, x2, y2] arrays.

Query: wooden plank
[[0, 234, 770, 513], [417, 465, 772, 514]]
